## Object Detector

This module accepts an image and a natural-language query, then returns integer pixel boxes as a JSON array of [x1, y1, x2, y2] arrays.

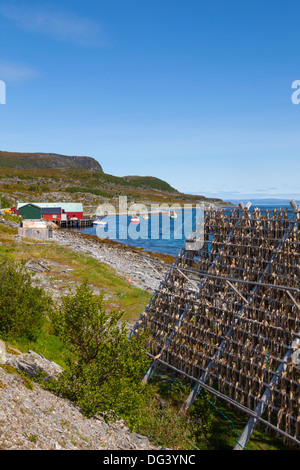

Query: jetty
[[54, 217, 93, 229]]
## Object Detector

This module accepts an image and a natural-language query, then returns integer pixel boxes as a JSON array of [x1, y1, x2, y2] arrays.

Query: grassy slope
[[0, 225, 151, 319], [0, 222, 150, 362]]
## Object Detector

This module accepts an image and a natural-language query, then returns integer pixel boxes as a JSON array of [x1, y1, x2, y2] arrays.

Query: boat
[[93, 218, 107, 226], [143, 215, 149, 220], [130, 215, 140, 223], [169, 211, 177, 219]]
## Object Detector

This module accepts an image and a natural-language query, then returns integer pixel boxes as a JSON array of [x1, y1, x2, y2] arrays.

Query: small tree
[[49, 281, 152, 423]]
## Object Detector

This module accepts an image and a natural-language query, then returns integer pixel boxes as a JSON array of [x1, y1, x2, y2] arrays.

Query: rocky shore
[[51, 228, 174, 293]]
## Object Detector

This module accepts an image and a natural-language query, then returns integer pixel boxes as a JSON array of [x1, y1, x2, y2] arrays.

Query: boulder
[[6, 350, 63, 380]]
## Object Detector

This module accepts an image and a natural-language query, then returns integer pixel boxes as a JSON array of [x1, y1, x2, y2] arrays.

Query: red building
[[17, 203, 84, 220], [41, 207, 62, 221]]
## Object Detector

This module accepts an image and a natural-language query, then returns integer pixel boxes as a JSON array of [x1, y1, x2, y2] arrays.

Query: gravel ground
[[0, 347, 161, 451]]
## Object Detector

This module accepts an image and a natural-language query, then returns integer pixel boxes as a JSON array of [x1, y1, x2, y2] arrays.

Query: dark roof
[[41, 207, 62, 214], [19, 203, 41, 210]]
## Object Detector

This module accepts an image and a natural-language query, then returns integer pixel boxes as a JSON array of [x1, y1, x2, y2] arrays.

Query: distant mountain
[[0, 151, 103, 172], [230, 198, 300, 206]]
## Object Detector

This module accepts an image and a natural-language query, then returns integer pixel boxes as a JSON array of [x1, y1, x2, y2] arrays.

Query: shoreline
[[52, 228, 175, 293]]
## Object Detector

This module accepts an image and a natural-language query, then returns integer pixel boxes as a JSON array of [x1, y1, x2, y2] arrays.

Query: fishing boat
[[130, 215, 140, 223], [169, 210, 177, 219], [93, 218, 107, 226]]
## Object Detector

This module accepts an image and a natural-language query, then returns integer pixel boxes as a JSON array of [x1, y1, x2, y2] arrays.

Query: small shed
[[18, 220, 52, 241], [18, 203, 42, 220]]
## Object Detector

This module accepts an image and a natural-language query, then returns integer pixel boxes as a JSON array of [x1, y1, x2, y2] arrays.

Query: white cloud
[[0, 62, 38, 84], [0, 2, 108, 47]]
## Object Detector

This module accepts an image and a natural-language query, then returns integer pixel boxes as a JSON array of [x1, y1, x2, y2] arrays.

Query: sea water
[[72, 199, 299, 257]]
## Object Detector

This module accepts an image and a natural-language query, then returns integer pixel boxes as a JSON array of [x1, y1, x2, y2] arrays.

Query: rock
[[6, 350, 63, 380], [0, 218, 19, 229], [129, 432, 151, 448]]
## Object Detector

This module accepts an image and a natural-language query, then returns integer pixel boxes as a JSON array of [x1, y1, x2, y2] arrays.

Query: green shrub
[[28, 185, 40, 191], [0, 259, 53, 341], [48, 281, 152, 423]]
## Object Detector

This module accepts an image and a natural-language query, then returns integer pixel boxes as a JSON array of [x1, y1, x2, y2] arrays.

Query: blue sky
[[1, 0, 300, 201]]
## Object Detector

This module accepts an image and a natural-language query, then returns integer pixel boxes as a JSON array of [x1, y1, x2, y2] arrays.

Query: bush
[[47, 281, 219, 448], [0, 259, 53, 341], [49, 281, 152, 423]]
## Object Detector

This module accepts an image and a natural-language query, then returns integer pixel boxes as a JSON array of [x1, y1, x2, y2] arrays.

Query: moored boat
[[93, 218, 107, 226]]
